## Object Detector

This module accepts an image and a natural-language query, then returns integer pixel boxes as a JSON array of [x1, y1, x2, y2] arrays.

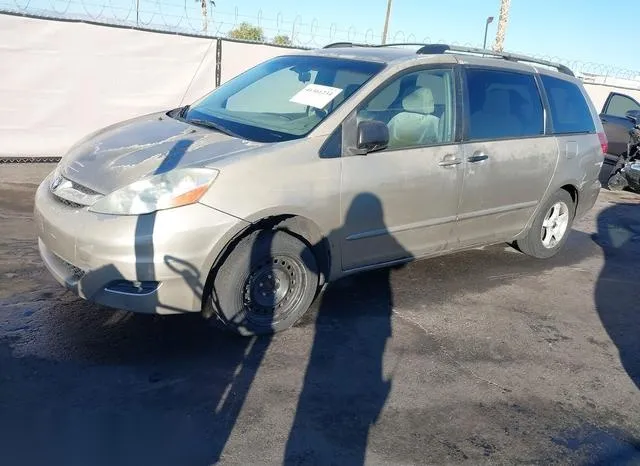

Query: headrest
[[389, 113, 431, 146], [402, 87, 435, 114]]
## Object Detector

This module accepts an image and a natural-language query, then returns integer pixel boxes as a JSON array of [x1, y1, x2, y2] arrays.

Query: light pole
[[381, 0, 393, 45], [483, 16, 494, 50]]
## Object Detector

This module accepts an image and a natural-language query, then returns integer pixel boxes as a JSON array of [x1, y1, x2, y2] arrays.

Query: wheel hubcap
[[541, 201, 570, 249], [252, 268, 290, 307], [244, 255, 305, 325]]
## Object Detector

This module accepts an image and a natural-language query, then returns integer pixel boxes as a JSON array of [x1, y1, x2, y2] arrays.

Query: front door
[[457, 67, 558, 247], [338, 67, 463, 271], [600, 92, 640, 157]]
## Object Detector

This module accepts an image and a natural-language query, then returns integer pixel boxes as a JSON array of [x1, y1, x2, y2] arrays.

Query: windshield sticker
[[289, 84, 343, 109]]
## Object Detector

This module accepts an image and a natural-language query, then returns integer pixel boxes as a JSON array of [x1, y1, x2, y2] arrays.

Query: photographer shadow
[[285, 192, 410, 465]]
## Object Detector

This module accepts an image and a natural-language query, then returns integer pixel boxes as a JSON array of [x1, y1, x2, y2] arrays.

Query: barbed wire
[[2, 0, 639, 82]]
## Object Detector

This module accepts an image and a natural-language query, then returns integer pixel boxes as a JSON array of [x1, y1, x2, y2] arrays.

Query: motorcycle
[[607, 110, 640, 192]]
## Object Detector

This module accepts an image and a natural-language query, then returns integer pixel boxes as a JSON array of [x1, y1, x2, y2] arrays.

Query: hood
[[59, 112, 267, 194]]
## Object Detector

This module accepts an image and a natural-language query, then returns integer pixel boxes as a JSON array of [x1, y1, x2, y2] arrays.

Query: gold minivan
[[35, 44, 605, 335]]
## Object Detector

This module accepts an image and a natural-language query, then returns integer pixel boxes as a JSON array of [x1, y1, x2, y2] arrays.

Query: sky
[[215, 0, 639, 73], [5, 0, 639, 74]]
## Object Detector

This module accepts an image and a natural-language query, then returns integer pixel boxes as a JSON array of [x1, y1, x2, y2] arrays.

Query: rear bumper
[[34, 173, 247, 314], [575, 178, 601, 220]]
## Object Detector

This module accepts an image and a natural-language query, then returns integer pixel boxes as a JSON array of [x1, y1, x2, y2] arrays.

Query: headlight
[[89, 168, 218, 215]]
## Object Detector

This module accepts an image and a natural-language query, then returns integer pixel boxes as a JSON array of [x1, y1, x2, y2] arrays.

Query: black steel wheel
[[207, 229, 319, 336], [243, 254, 308, 328]]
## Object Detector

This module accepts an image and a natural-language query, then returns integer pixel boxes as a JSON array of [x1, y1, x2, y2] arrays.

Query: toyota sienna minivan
[[35, 43, 606, 335]]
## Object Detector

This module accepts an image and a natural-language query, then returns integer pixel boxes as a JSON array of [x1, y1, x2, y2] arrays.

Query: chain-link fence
[[3, 0, 639, 82], [0, 156, 61, 164]]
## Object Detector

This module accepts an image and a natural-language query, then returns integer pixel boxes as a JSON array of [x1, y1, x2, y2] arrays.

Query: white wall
[[583, 83, 640, 113], [220, 40, 293, 84], [1, 13, 640, 157], [0, 14, 219, 156]]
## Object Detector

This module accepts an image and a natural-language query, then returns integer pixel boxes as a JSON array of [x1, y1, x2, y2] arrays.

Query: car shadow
[[592, 202, 640, 390]]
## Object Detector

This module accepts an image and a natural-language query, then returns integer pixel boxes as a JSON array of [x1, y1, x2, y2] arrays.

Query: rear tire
[[206, 229, 319, 336], [515, 190, 575, 259]]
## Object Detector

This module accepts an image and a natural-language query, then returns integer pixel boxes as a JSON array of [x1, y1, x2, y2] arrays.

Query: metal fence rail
[[2, 0, 639, 81]]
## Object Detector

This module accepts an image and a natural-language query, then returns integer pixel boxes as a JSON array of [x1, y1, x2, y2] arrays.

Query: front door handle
[[438, 155, 463, 167], [467, 152, 489, 163]]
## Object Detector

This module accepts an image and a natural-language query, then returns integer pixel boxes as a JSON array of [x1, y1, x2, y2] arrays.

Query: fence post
[[215, 38, 222, 88]]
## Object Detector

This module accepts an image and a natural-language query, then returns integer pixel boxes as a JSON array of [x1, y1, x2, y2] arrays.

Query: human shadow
[[13, 137, 277, 465], [285, 192, 410, 465], [128, 137, 276, 463], [593, 201, 640, 390], [133, 138, 194, 309]]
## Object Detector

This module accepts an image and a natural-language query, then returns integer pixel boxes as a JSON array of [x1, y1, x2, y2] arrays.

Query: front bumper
[[34, 174, 247, 314]]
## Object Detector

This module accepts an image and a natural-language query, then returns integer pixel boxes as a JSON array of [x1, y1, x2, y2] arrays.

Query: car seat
[[387, 87, 440, 149]]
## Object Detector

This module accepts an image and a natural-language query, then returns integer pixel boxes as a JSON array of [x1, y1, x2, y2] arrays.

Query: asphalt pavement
[[1, 164, 639, 466]]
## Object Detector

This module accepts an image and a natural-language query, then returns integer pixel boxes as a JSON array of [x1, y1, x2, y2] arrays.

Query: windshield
[[183, 55, 384, 143]]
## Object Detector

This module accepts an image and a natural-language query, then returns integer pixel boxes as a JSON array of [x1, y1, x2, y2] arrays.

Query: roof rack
[[323, 42, 372, 49], [323, 42, 425, 49], [321, 42, 574, 76], [417, 44, 574, 76]]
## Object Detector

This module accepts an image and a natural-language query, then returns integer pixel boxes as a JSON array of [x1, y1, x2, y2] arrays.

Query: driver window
[[358, 69, 455, 150]]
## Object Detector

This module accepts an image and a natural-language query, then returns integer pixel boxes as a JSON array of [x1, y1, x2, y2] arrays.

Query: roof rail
[[416, 44, 574, 76], [323, 42, 372, 49], [321, 42, 574, 77], [323, 42, 425, 49]]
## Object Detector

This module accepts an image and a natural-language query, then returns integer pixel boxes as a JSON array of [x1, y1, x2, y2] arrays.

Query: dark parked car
[[600, 91, 640, 162]]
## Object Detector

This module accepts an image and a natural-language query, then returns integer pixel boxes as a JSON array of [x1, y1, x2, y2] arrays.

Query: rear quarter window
[[466, 68, 545, 140], [541, 75, 595, 134]]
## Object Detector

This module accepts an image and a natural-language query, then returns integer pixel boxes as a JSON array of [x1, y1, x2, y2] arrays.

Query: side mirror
[[356, 120, 389, 154], [625, 109, 640, 124]]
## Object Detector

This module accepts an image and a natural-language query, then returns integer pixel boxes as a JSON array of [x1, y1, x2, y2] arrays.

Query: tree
[[273, 34, 293, 47], [228, 22, 265, 42]]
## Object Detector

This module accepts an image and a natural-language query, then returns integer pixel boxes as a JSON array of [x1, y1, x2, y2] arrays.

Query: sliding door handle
[[467, 152, 489, 163]]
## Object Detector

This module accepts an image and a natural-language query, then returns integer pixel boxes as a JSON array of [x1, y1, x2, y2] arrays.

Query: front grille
[[52, 195, 84, 209], [50, 174, 101, 207], [105, 280, 160, 295], [54, 253, 86, 281], [69, 181, 99, 196]]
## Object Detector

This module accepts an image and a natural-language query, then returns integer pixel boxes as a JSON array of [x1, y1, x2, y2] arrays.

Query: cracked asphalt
[[1, 163, 639, 466]]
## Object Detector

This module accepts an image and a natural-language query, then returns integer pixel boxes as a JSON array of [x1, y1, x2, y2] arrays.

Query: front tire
[[207, 229, 319, 336], [515, 190, 575, 259]]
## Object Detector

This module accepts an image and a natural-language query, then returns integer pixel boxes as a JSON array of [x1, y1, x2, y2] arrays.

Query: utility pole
[[493, 0, 511, 52], [381, 0, 393, 45], [483, 16, 494, 50], [201, 0, 216, 34]]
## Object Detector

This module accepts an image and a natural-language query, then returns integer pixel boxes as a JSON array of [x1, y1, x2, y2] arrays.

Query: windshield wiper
[[187, 118, 239, 138]]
